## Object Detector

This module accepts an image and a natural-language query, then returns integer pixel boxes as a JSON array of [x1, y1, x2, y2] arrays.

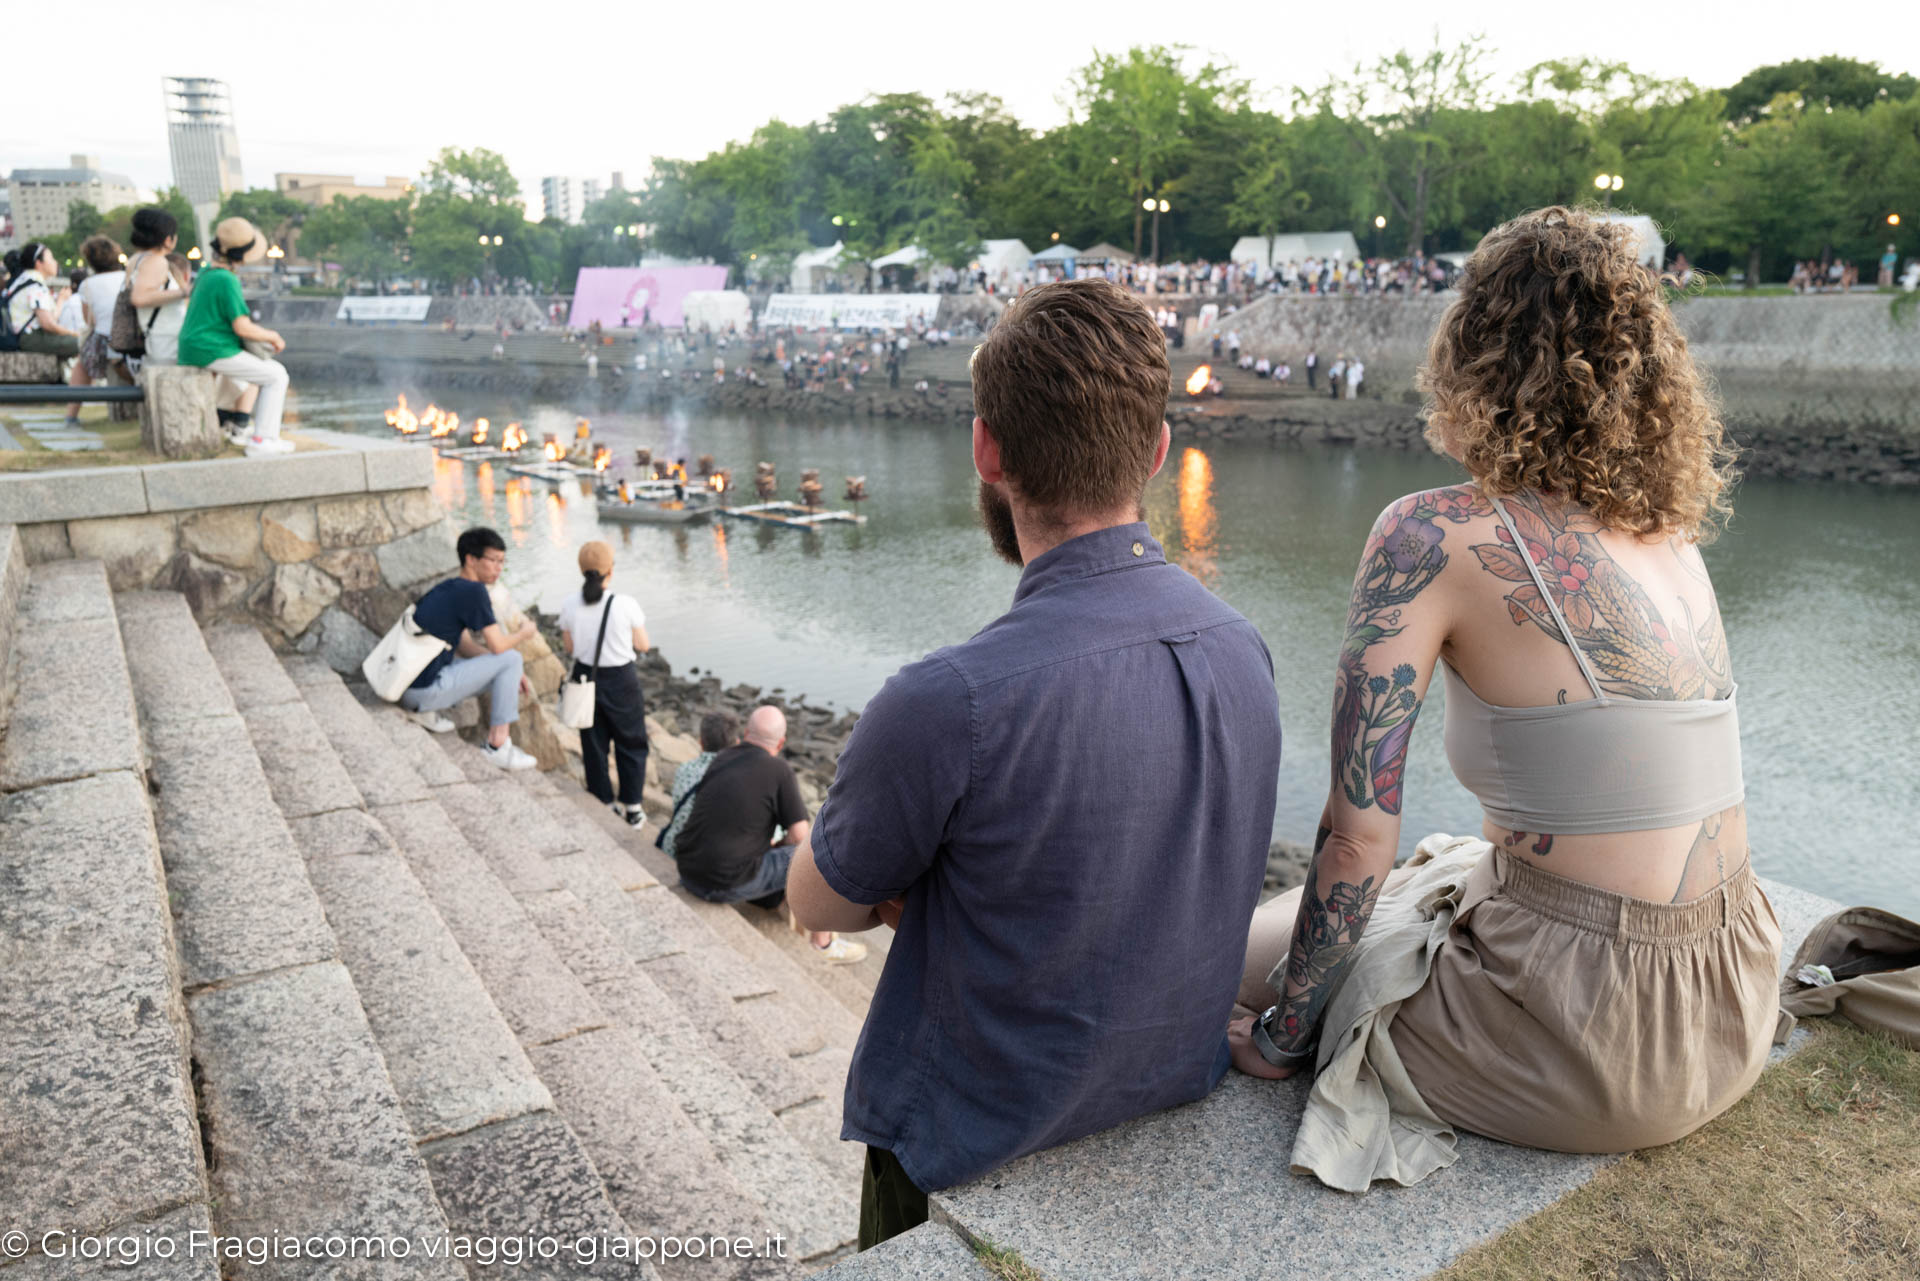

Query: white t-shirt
[[77, 270, 125, 340], [5, 273, 52, 334], [558, 590, 646, 665], [58, 293, 86, 336]]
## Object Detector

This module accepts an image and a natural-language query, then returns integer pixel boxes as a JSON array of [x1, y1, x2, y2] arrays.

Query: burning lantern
[[385, 394, 419, 435], [575, 417, 592, 440], [472, 417, 490, 445], [844, 476, 869, 503], [635, 447, 652, 468], [754, 461, 778, 501], [542, 435, 565, 463], [592, 445, 611, 472], [708, 469, 731, 495], [798, 468, 824, 510], [696, 454, 715, 477], [1185, 365, 1212, 396], [501, 422, 528, 452], [430, 409, 458, 439]]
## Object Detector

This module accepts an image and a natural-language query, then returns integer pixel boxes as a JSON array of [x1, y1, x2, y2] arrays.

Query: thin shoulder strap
[[1488, 496, 1606, 700]]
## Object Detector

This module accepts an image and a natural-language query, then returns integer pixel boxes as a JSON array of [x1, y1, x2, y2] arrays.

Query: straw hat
[[212, 217, 268, 265], [578, 541, 614, 577]]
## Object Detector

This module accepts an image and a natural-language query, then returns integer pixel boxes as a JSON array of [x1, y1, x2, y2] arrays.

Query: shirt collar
[[1013, 522, 1165, 604]]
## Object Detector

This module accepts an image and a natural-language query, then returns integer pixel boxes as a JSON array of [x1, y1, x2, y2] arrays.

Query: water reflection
[[1176, 447, 1219, 585], [712, 522, 732, 585]]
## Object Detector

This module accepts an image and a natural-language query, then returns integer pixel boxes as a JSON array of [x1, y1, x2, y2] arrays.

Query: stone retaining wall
[[0, 430, 461, 668]]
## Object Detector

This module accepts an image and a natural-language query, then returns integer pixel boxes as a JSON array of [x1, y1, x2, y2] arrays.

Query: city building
[[581, 178, 603, 210], [275, 174, 412, 207], [610, 171, 626, 193], [164, 77, 244, 209], [5, 156, 140, 240], [541, 176, 574, 224]]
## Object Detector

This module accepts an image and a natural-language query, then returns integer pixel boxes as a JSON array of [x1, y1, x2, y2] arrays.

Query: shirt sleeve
[[809, 653, 970, 905], [623, 596, 646, 630], [461, 582, 498, 634]]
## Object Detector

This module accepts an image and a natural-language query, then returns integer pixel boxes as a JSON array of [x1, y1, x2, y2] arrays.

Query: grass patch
[[0, 406, 335, 471], [1436, 1021, 1920, 1281], [972, 1235, 1049, 1281]]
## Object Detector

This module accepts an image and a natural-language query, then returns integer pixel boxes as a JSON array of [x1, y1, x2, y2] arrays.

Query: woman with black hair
[[558, 540, 653, 827], [3, 243, 82, 357], [126, 207, 190, 365]]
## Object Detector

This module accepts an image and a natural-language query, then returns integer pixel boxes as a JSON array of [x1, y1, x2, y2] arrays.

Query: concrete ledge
[[930, 875, 1847, 1281], [812, 1223, 993, 1281], [297, 427, 437, 492], [144, 450, 368, 513], [0, 468, 150, 524]]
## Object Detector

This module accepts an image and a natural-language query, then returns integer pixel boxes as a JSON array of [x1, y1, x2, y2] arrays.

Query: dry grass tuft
[[1437, 1022, 1920, 1281]]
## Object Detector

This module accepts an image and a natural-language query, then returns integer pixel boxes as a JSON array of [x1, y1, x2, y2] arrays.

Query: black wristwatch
[[1250, 1006, 1316, 1069]]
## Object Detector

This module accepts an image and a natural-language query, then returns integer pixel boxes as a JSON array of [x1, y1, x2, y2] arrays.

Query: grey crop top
[[1441, 497, 1745, 835]]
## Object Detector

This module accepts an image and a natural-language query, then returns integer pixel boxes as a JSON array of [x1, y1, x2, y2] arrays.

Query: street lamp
[[1143, 197, 1170, 262], [1593, 173, 1624, 207], [492, 235, 503, 246], [1373, 215, 1387, 229], [1890, 213, 1902, 227]]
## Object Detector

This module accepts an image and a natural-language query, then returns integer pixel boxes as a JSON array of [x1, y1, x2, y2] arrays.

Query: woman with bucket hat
[[558, 541, 653, 826], [177, 216, 293, 456]]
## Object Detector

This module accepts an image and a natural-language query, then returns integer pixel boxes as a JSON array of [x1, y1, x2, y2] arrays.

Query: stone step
[[188, 962, 466, 1280], [419, 1111, 651, 1281], [286, 807, 553, 1143], [119, 598, 335, 990], [0, 771, 207, 1254], [0, 1202, 220, 1280], [1, 561, 142, 792], [528, 1027, 804, 1281], [809, 1222, 996, 1281], [204, 621, 307, 711], [927, 877, 1852, 1281], [0, 523, 25, 730]]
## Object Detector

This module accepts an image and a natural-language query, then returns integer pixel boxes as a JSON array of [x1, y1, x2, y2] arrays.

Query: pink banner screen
[[567, 266, 729, 329]]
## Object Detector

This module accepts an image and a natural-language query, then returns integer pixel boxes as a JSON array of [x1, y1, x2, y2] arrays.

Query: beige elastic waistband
[[1488, 846, 1753, 944]]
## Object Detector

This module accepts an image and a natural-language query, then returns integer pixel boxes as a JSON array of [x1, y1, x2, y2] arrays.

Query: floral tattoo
[[1334, 486, 1486, 812], [1273, 874, 1382, 1055], [1470, 494, 1732, 701]]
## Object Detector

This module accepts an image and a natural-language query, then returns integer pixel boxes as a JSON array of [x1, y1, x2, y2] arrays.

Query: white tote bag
[[362, 605, 451, 702], [558, 594, 617, 729]]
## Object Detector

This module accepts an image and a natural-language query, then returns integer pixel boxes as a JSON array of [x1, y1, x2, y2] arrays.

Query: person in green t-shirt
[[178, 216, 293, 456]]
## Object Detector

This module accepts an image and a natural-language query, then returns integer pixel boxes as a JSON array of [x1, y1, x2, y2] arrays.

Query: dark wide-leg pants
[[574, 660, 649, 808]]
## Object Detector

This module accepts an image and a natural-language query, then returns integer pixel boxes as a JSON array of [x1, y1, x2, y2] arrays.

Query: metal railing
[[0, 385, 145, 405]]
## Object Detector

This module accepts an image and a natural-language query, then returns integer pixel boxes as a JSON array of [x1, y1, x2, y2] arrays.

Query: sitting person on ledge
[[786, 279, 1283, 1248], [1231, 205, 1781, 1192], [399, 526, 539, 771], [671, 705, 868, 967]]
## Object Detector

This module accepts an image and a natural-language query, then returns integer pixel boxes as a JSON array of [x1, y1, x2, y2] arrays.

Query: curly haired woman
[[1231, 206, 1781, 1190]]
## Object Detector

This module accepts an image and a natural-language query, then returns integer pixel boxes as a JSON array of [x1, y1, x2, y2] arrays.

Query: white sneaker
[[244, 435, 295, 456], [483, 741, 538, 771], [813, 936, 869, 965], [403, 707, 456, 734], [226, 428, 251, 447]]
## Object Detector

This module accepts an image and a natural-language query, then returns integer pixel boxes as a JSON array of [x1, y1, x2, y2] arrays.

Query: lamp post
[[1593, 173, 1624, 208], [1142, 197, 1170, 262]]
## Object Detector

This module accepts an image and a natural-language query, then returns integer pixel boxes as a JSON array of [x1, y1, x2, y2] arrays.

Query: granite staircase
[[0, 543, 880, 1278]]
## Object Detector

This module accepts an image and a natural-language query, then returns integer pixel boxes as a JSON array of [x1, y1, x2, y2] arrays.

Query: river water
[[293, 383, 1920, 916]]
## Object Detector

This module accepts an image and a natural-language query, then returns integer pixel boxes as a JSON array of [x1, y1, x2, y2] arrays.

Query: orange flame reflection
[[592, 445, 611, 472], [1176, 447, 1218, 584]]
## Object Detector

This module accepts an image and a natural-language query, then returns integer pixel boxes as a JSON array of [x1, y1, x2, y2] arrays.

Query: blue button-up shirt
[[812, 523, 1282, 1191]]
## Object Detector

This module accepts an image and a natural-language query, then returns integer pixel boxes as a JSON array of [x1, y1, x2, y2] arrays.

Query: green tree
[[1307, 34, 1496, 253], [1226, 119, 1311, 265], [1723, 57, 1918, 124], [300, 195, 411, 288], [1685, 96, 1848, 285], [216, 187, 309, 247], [64, 201, 105, 242]]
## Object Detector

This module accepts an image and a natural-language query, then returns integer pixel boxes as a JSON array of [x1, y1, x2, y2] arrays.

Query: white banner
[[758, 293, 941, 331], [337, 295, 434, 323]]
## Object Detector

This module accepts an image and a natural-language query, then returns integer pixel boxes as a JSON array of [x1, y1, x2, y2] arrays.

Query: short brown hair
[[698, 710, 741, 753], [80, 235, 122, 274], [1420, 206, 1736, 541], [969, 279, 1170, 514]]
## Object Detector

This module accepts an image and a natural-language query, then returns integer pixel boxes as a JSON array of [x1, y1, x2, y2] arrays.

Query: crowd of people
[[1, 208, 296, 455]]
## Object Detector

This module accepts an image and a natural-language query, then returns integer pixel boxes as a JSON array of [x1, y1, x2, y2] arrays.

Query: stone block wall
[[17, 489, 457, 672]]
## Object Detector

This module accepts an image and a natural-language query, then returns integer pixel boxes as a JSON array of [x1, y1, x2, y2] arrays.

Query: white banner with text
[[758, 293, 941, 331], [337, 296, 434, 323]]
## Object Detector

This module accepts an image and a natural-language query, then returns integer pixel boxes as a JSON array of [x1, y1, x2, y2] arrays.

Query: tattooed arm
[[1247, 489, 1479, 1073]]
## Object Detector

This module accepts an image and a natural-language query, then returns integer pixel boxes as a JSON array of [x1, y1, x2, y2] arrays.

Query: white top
[[77, 270, 125, 340], [5, 272, 52, 333], [558, 590, 646, 665], [58, 293, 86, 335]]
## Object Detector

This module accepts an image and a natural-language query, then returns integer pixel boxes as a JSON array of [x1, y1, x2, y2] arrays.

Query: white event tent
[[870, 245, 929, 271], [1596, 214, 1666, 267], [791, 241, 847, 293], [1229, 231, 1361, 267], [974, 239, 1031, 279]]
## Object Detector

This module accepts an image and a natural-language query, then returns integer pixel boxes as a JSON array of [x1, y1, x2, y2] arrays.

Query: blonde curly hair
[[1419, 206, 1736, 542]]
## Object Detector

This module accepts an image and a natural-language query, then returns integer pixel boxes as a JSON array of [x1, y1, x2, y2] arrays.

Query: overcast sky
[[7, 0, 1914, 214]]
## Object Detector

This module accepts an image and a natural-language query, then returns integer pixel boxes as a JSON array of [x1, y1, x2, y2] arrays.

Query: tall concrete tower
[[164, 77, 244, 249]]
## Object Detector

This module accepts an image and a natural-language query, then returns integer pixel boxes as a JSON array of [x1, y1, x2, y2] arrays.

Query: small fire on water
[[471, 418, 489, 445], [592, 445, 611, 472], [707, 471, 730, 494], [385, 394, 419, 434], [542, 437, 565, 463], [1185, 365, 1212, 396], [500, 422, 528, 452]]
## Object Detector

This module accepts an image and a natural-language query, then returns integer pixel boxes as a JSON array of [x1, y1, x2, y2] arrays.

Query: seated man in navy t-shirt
[[786, 280, 1282, 1247], [399, 526, 540, 771]]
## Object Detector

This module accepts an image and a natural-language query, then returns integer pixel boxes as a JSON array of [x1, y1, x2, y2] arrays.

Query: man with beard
[[786, 278, 1283, 1248]]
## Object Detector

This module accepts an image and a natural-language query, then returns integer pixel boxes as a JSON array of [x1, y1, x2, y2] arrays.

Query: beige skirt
[[1246, 837, 1783, 1178]]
